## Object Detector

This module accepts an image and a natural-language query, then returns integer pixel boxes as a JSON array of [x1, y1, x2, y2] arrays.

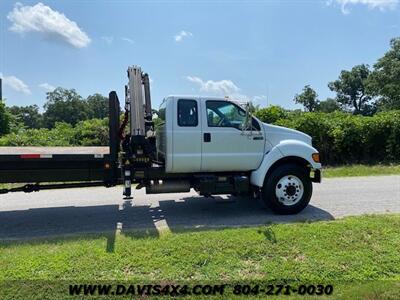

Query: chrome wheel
[[275, 175, 304, 206]]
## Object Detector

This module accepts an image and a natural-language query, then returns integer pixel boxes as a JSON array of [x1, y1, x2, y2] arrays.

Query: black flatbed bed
[[0, 147, 113, 184]]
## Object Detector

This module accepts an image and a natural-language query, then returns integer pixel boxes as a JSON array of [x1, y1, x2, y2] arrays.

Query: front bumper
[[311, 169, 321, 183]]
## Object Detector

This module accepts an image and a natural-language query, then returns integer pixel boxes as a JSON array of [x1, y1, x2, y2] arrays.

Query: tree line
[[293, 37, 400, 115], [0, 88, 108, 135]]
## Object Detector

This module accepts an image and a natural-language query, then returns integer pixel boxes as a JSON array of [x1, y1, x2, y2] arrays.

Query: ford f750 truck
[[0, 66, 321, 214]]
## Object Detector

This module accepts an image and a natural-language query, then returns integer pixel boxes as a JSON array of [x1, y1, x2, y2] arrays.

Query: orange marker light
[[312, 153, 320, 163]]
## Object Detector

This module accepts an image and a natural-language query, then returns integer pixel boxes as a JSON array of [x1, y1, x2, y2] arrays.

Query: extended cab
[[149, 96, 321, 214]]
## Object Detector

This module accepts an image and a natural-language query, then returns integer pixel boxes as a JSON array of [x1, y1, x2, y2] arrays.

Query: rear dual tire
[[261, 163, 312, 215]]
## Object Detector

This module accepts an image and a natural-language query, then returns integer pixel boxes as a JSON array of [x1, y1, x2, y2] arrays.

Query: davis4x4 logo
[[69, 284, 226, 296]]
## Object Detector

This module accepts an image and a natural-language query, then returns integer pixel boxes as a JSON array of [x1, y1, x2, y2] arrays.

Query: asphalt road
[[0, 176, 399, 240]]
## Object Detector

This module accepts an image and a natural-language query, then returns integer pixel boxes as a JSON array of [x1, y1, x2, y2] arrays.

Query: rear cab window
[[177, 99, 198, 127]]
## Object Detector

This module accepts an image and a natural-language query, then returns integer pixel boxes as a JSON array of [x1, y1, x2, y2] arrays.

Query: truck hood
[[262, 123, 312, 147]]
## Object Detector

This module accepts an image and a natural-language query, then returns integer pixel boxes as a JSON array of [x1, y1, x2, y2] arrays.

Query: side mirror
[[241, 103, 253, 133]]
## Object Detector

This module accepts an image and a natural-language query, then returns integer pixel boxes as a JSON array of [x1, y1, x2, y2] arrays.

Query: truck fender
[[250, 139, 321, 187]]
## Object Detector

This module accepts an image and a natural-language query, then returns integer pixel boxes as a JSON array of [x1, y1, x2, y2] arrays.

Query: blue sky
[[0, 0, 399, 110]]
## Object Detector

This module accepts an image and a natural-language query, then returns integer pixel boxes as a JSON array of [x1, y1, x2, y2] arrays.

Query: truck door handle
[[204, 133, 211, 142]]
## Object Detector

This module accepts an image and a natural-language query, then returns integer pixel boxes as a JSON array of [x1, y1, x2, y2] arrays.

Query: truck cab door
[[201, 100, 265, 172], [171, 98, 202, 172]]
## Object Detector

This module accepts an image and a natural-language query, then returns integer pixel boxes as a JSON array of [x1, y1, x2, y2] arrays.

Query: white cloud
[[121, 37, 134, 44], [101, 36, 114, 44], [174, 30, 193, 42], [186, 76, 268, 103], [7, 2, 91, 48], [38, 82, 55, 92], [0, 73, 31, 95], [328, 0, 398, 14], [186, 76, 240, 95]]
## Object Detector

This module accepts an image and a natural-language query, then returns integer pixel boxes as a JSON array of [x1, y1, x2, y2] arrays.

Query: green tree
[[87, 93, 108, 119], [316, 98, 341, 113], [43, 87, 89, 128], [0, 99, 11, 136], [293, 85, 319, 112], [255, 105, 287, 123], [368, 38, 400, 110], [8, 104, 43, 128], [328, 64, 372, 115]]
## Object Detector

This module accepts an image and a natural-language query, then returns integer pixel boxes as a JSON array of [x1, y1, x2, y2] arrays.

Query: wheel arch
[[262, 156, 311, 186], [250, 154, 313, 187]]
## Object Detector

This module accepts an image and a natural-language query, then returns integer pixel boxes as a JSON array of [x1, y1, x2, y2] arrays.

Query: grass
[[323, 164, 400, 178], [0, 214, 399, 298]]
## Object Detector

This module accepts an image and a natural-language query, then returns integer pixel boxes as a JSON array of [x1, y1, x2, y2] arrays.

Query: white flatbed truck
[[0, 66, 321, 214]]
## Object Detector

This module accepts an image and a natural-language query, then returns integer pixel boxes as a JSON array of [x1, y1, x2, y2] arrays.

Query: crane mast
[[126, 66, 152, 136], [122, 66, 156, 198]]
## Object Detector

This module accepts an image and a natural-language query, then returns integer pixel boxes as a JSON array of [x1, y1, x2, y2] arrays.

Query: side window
[[178, 99, 198, 127], [206, 101, 260, 130]]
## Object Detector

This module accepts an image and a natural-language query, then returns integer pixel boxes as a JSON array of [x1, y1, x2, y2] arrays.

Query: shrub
[[0, 122, 74, 146], [273, 111, 400, 165], [72, 118, 109, 146], [0, 119, 108, 147]]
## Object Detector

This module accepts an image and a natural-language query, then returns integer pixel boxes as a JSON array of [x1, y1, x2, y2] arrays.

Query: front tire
[[262, 164, 312, 214]]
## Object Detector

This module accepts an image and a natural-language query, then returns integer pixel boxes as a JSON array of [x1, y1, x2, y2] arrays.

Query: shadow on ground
[[0, 194, 333, 250]]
